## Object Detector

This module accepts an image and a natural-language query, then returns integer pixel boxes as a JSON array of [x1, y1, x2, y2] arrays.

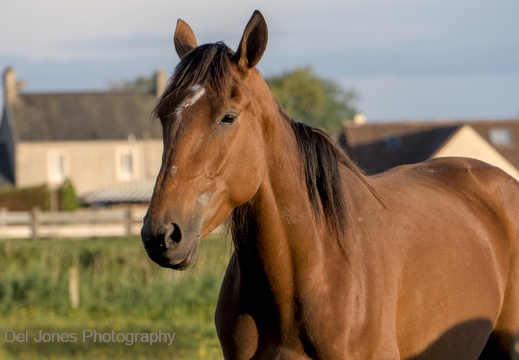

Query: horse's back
[[370, 157, 519, 359]]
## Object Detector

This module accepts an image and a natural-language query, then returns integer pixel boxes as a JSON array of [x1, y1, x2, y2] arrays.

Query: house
[[0, 68, 166, 204], [340, 117, 519, 180]]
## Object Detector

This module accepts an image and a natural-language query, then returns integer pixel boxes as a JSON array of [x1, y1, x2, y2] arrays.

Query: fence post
[[68, 251, 80, 309], [0, 208, 7, 239], [30, 207, 41, 239], [124, 207, 133, 236]]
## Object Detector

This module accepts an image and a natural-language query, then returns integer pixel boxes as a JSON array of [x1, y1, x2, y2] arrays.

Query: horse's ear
[[174, 19, 198, 60], [232, 10, 268, 72]]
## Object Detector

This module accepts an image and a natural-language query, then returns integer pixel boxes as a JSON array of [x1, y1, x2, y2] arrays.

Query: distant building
[[0, 68, 167, 205], [340, 117, 519, 180]]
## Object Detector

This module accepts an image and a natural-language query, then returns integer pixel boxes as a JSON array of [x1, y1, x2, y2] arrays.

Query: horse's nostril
[[170, 223, 182, 243], [165, 223, 182, 248]]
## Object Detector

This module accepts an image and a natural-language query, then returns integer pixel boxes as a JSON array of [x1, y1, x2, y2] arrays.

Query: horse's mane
[[232, 111, 372, 257], [289, 116, 352, 237], [232, 104, 377, 257]]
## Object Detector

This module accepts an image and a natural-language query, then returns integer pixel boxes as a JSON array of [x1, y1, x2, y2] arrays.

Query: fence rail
[[0, 207, 147, 239]]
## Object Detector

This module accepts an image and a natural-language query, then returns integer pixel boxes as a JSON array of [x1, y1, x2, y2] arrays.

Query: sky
[[1, 0, 518, 121]]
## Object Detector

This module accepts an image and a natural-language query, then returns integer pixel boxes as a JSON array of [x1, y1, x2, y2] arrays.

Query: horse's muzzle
[[141, 221, 199, 270]]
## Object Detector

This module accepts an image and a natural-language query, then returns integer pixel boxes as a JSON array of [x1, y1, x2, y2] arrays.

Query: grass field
[[0, 235, 232, 359]]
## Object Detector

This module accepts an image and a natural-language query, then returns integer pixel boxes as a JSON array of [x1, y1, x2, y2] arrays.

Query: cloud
[[339, 73, 519, 120], [54, 33, 174, 59], [2, 0, 518, 77], [2, 0, 518, 119]]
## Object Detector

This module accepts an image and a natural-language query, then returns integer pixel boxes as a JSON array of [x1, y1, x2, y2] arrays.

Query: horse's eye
[[219, 114, 237, 125]]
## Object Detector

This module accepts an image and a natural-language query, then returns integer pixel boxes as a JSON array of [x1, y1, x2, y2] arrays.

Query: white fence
[[0, 207, 147, 239]]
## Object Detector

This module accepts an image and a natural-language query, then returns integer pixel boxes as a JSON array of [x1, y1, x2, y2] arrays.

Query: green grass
[[0, 236, 232, 359]]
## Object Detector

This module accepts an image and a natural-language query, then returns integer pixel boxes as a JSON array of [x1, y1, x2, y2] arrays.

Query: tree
[[266, 66, 358, 134], [109, 75, 155, 91]]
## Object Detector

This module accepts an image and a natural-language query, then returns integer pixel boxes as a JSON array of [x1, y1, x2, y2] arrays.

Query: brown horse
[[141, 10, 519, 359]]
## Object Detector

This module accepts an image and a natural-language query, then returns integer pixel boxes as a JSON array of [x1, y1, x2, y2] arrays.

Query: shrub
[[0, 184, 50, 211], [0, 180, 79, 211], [58, 179, 78, 211]]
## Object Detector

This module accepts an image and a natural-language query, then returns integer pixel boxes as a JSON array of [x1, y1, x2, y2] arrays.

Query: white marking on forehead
[[185, 86, 206, 107], [168, 165, 177, 177], [175, 84, 206, 121], [190, 84, 202, 92]]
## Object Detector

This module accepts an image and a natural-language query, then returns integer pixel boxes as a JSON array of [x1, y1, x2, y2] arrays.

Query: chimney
[[154, 68, 168, 98], [3, 67, 19, 104], [353, 113, 367, 125]]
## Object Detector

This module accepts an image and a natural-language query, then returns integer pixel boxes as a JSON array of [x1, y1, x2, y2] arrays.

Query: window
[[121, 152, 134, 178], [47, 151, 68, 185], [383, 135, 402, 150], [116, 139, 138, 181], [489, 128, 513, 146]]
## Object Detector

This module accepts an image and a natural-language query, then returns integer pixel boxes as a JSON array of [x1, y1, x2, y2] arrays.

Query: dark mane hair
[[233, 107, 375, 257], [289, 119, 349, 236], [153, 42, 234, 120]]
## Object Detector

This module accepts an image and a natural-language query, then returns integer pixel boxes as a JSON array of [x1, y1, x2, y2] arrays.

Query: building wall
[[15, 139, 163, 195]]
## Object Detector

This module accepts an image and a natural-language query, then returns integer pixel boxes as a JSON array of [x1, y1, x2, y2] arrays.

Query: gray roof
[[341, 118, 519, 175], [83, 179, 155, 205], [0, 106, 15, 183], [11, 91, 162, 141], [0, 170, 12, 188]]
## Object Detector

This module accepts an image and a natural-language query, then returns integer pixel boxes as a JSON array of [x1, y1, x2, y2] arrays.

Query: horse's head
[[141, 11, 272, 270]]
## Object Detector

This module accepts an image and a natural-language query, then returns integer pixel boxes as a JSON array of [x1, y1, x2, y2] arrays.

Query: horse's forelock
[[153, 42, 234, 120]]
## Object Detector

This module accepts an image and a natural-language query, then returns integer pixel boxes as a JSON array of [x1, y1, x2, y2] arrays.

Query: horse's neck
[[232, 116, 355, 334]]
